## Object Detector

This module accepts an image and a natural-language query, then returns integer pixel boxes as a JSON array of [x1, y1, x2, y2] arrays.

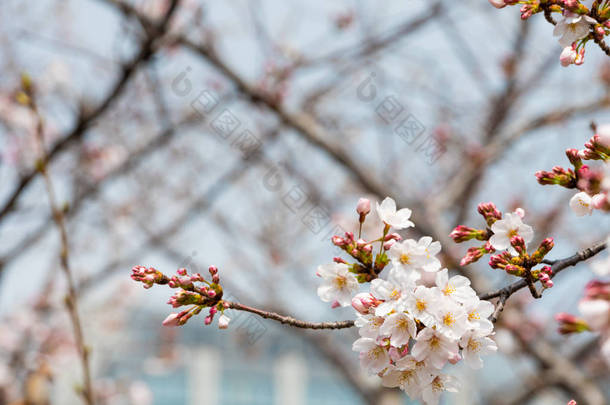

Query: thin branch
[[0, 0, 181, 224], [30, 93, 94, 405], [223, 301, 355, 330], [479, 240, 607, 302]]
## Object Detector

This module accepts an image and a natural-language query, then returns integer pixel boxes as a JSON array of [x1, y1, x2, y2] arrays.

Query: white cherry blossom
[[489, 212, 534, 251], [435, 269, 477, 304], [420, 373, 460, 405], [459, 331, 497, 369], [404, 286, 439, 327], [464, 298, 495, 334], [553, 12, 597, 47], [355, 314, 385, 338], [316, 263, 358, 306], [379, 312, 417, 347], [352, 337, 390, 374], [433, 301, 469, 339], [370, 278, 405, 316], [411, 327, 459, 369], [569, 191, 593, 216], [376, 197, 414, 230]]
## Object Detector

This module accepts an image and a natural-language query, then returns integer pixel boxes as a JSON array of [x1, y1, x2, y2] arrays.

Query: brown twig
[[479, 241, 607, 322], [0, 0, 181, 224], [29, 92, 94, 405], [224, 301, 355, 330]]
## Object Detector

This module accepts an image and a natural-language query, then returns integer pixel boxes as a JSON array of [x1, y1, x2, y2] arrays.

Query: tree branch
[[0, 0, 180, 224], [223, 301, 355, 330], [479, 240, 607, 303]]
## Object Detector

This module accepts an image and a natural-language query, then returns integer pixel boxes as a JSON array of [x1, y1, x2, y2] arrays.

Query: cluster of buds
[[329, 198, 406, 284], [489, 0, 610, 67], [555, 281, 610, 366], [451, 203, 555, 293], [331, 229, 401, 283], [131, 265, 230, 328], [536, 126, 610, 216]]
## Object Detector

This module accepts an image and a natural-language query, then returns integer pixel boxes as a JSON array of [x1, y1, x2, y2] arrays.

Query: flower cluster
[[317, 197, 497, 405], [450, 203, 555, 292], [536, 126, 610, 216], [131, 265, 231, 329], [489, 0, 610, 66], [555, 280, 610, 366]]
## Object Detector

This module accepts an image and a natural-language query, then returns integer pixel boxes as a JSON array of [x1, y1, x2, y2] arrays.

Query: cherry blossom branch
[[223, 301, 355, 330], [0, 0, 181, 225], [25, 82, 94, 405], [479, 240, 608, 314]]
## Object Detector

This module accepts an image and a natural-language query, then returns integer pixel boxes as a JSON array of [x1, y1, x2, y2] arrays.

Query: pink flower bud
[[448, 353, 461, 364], [208, 265, 218, 275], [331, 300, 341, 309], [332, 235, 346, 246], [384, 233, 402, 242], [555, 313, 589, 334], [333, 257, 347, 264], [177, 268, 187, 276], [351, 293, 376, 314], [514, 208, 525, 218], [162, 313, 180, 327], [356, 238, 367, 248], [362, 244, 373, 253], [592, 193, 607, 209], [383, 240, 395, 250], [567, 400, 577, 405], [598, 124, 610, 147], [488, 0, 506, 8], [218, 314, 231, 329], [356, 198, 371, 216]]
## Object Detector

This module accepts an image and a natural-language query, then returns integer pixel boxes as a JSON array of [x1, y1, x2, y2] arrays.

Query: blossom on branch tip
[[376, 197, 414, 230], [554, 13, 597, 48]]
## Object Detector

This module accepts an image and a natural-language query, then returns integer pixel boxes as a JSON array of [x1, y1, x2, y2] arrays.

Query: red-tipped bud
[[555, 313, 589, 335], [450, 225, 488, 243], [531, 238, 554, 262], [356, 238, 367, 248], [384, 233, 402, 242], [383, 240, 395, 250], [504, 264, 526, 276], [352, 293, 378, 314], [332, 235, 346, 246], [477, 202, 502, 226], [510, 235, 526, 256]]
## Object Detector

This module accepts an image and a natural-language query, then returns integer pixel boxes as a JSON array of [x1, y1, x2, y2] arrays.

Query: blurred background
[[1, 0, 609, 404]]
